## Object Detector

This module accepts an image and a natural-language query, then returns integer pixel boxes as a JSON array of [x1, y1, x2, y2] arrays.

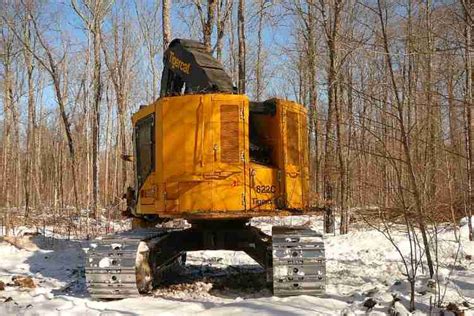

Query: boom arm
[[160, 39, 235, 97]]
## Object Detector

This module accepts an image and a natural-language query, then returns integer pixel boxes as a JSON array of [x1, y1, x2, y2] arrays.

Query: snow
[[0, 216, 473, 315]]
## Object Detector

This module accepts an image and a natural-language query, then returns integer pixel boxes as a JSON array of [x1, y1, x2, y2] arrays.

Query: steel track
[[85, 228, 167, 299], [85, 225, 326, 299]]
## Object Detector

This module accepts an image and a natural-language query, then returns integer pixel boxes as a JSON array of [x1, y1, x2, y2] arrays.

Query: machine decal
[[252, 198, 274, 206], [255, 185, 276, 193], [169, 51, 191, 74]]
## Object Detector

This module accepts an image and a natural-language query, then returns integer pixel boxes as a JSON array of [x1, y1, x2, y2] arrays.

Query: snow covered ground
[[0, 216, 472, 315]]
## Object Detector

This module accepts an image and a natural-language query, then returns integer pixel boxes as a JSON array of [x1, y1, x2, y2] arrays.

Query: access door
[[282, 108, 308, 210], [212, 96, 249, 211]]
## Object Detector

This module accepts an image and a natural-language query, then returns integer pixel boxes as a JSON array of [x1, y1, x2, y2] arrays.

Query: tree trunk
[[255, 0, 264, 101], [322, 0, 343, 234], [104, 89, 111, 206], [425, 0, 437, 203], [215, 0, 232, 61], [306, 0, 319, 196], [464, 0, 474, 241], [23, 17, 36, 220], [1, 31, 14, 235], [203, 0, 216, 52], [92, 26, 102, 219], [162, 0, 171, 52], [237, 0, 246, 94]]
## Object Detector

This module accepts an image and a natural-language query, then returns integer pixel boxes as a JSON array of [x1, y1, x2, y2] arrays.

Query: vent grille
[[220, 104, 240, 163], [286, 111, 299, 165]]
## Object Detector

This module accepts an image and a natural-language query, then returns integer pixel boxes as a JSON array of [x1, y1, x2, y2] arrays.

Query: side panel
[[160, 94, 250, 214], [176, 94, 214, 211], [163, 95, 214, 212], [281, 101, 309, 210]]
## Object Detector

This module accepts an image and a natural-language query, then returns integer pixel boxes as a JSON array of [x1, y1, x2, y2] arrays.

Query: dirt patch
[[12, 276, 36, 289], [154, 281, 214, 300], [155, 264, 270, 299]]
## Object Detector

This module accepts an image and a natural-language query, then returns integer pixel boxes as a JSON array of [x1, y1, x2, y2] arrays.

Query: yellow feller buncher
[[85, 39, 326, 298]]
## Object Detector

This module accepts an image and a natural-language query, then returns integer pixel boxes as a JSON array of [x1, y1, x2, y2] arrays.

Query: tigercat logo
[[252, 198, 273, 206], [169, 51, 191, 74]]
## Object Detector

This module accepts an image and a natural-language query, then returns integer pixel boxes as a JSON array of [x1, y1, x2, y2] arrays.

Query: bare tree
[[135, 0, 162, 100], [376, 0, 434, 277], [320, 0, 344, 234], [192, 0, 217, 52], [462, 0, 474, 241], [214, 0, 233, 61], [72, 0, 112, 218], [162, 0, 171, 52], [255, 0, 265, 101], [21, 5, 37, 220], [237, 0, 246, 94], [0, 8, 16, 234], [102, 6, 136, 201]]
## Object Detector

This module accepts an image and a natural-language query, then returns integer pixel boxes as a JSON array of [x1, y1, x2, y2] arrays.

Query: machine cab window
[[135, 114, 155, 190]]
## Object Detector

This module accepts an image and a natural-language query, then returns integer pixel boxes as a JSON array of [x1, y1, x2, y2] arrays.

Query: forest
[[1, 0, 473, 238]]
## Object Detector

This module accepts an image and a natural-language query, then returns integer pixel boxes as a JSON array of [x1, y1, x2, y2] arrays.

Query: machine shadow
[[22, 235, 89, 297]]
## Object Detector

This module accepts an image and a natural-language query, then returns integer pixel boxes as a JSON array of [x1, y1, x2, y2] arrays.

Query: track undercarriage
[[85, 220, 325, 299]]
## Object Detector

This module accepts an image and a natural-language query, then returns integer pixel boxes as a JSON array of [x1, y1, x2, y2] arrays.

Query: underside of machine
[[85, 220, 325, 299], [85, 38, 326, 299]]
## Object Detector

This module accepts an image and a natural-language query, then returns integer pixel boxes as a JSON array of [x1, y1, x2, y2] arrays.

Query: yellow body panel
[[132, 94, 309, 219]]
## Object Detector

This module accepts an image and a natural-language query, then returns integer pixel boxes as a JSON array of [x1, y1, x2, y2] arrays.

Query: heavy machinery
[[85, 39, 326, 299]]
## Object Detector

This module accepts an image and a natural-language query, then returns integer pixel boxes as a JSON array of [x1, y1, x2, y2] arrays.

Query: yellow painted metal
[[131, 94, 310, 219], [280, 100, 310, 210]]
